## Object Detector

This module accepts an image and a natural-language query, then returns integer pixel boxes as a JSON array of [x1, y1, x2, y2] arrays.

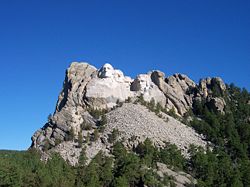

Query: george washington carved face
[[99, 63, 114, 78]]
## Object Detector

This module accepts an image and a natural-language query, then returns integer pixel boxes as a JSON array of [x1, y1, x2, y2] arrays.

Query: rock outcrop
[[131, 73, 166, 106], [56, 62, 97, 111], [196, 77, 226, 113], [198, 77, 226, 98], [31, 62, 227, 165], [151, 71, 196, 115], [85, 63, 133, 109], [156, 162, 197, 187]]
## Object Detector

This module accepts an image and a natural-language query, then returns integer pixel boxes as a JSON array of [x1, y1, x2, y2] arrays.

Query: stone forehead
[[102, 63, 114, 70], [137, 74, 150, 80]]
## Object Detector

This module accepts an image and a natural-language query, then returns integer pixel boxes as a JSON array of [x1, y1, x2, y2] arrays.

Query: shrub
[[78, 147, 87, 166], [155, 103, 162, 114], [99, 115, 107, 126], [43, 138, 51, 151], [85, 132, 90, 144], [138, 94, 147, 105], [65, 128, 75, 141], [78, 131, 83, 148], [92, 129, 99, 142], [167, 108, 179, 119], [125, 97, 132, 103], [54, 138, 62, 146], [81, 121, 92, 130], [88, 108, 106, 119], [148, 98, 156, 111], [108, 129, 120, 143]]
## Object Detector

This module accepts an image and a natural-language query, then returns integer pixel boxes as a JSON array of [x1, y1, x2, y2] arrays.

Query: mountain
[[31, 62, 227, 164], [25, 62, 239, 186], [1, 62, 249, 187]]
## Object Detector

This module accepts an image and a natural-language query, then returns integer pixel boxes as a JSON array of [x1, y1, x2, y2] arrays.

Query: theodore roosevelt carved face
[[137, 74, 150, 92], [99, 63, 114, 78]]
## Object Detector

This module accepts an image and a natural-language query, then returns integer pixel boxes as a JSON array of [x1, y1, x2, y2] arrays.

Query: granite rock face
[[151, 71, 196, 115], [56, 62, 97, 111], [197, 77, 226, 113], [198, 77, 226, 98], [131, 73, 166, 107], [156, 162, 197, 187], [85, 63, 133, 108], [31, 62, 227, 165]]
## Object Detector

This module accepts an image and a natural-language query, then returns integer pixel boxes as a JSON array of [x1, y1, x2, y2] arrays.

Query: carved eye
[[103, 65, 111, 71]]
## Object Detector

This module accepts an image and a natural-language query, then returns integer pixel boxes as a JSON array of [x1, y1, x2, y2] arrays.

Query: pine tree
[[114, 176, 129, 187], [78, 147, 87, 167], [93, 129, 99, 142], [86, 132, 90, 144], [78, 130, 83, 148]]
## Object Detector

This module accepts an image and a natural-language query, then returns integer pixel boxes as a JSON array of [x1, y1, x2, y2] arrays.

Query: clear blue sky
[[0, 1, 249, 150]]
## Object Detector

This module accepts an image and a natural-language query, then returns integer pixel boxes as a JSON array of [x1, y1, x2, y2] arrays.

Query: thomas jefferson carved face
[[99, 63, 114, 78]]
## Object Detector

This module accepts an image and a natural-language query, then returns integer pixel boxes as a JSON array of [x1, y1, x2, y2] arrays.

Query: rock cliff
[[31, 62, 227, 166]]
